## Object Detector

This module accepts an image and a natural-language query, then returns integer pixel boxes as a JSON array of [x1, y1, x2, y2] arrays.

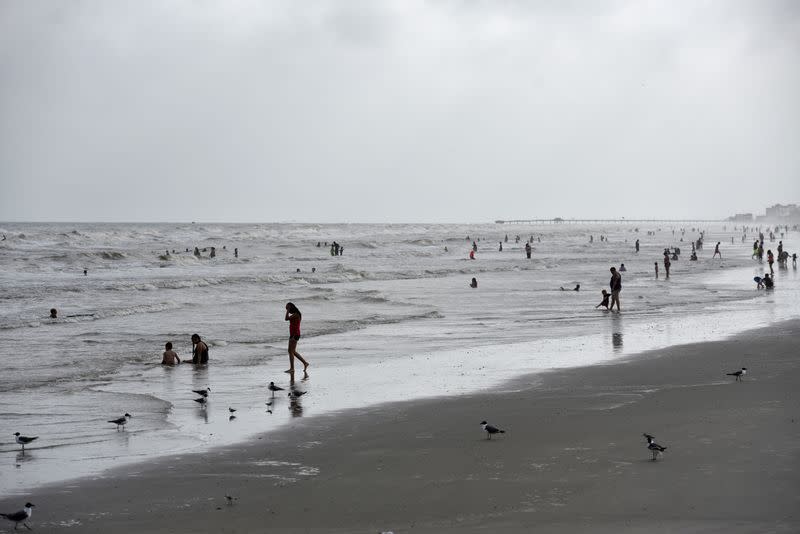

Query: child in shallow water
[[596, 289, 610, 309], [161, 342, 180, 365]]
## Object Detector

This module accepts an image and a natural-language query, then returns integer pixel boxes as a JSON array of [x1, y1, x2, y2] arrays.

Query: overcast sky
[[1, 1, 798, 223]]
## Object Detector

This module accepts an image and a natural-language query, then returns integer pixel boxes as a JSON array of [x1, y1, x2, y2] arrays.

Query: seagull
[[192, 387, 211, 398], [228, 407, 237, 413], [643, 433, 656, 443], [1, 502, 34, 530], [644, 434, 667, 461], [288, 390, 307, 399], [268, 382, 284, 395], [225, 495, 238, 505], [480, 421, 505, 440], [13, 433, 38, 451], [265, 401, 273, 406], [726, 367, 747, 381], [108, 413, 132, 430], [193, 397, 207, 406]]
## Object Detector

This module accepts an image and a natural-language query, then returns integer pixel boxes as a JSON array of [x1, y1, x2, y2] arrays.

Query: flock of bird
[[4, 367, 746, 529]]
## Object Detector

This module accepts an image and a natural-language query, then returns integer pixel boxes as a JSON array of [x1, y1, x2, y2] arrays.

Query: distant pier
[[495, 218, 725, 225]]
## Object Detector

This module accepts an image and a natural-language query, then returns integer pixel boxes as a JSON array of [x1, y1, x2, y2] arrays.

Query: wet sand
[[4, 319, 800, 533]]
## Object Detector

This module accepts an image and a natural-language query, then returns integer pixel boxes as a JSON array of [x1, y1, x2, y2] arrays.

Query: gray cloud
[[1, 0, 798, 222]]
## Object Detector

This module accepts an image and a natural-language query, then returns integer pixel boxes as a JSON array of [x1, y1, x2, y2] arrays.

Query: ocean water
[[1, 222, 798, 494]]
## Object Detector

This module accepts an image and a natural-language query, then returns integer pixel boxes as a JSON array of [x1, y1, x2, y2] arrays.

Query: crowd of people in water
[[465, 224, 795, 312], [46, 224, 797, 368]]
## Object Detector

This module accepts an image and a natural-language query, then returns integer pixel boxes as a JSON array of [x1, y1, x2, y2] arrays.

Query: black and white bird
[[726, 367, 747, 381], [268, 382, 284, 395], [642, 433, 656, 443], [13, 433, 38, 451], [644, 434, 667, 461], [108, 413, 132, 430], [193, 397, 207, 407], [228, 407, 236, 413], [288, 390, 307, 399], [480, 421, 505, 440], [1, 502, 34, 530], [192, 387, 211, 398]]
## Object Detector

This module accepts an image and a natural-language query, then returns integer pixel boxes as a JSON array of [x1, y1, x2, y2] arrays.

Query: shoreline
[[4, 318, 799, 533]]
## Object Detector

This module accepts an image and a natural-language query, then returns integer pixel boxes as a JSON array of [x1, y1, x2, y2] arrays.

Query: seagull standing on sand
[[193, 397, 208, 407], [480, 421, 505, 440], [1, 502, 34, 530], [192, 387, 211, 398], [644, 434, 667, 461], [727, 367, 747, 381], [108, 413, 132, 430], [288, 390, 307, 399], [13, 433, 38, 451], [268, 382, 284, 395], [228, 407, 236, 413]]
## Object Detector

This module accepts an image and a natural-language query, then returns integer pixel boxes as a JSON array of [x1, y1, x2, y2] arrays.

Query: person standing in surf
[[609, 267, 622, 312], [285, 302, 309, 374]]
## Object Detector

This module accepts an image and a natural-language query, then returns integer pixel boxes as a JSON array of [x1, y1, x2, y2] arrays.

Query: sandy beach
[[3, 319, 798, 533]]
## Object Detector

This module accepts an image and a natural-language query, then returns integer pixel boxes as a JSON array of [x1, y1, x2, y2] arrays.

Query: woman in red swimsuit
[[285, 302, 310, 373]]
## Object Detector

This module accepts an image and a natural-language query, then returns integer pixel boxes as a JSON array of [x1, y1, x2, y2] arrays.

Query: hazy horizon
[[2, 1, 798, 223]]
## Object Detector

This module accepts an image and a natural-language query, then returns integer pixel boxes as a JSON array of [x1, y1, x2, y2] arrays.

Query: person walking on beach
[[525, 242, 532, 259], [285, 302, 309, 374], [635, 239, 640, 253], [767, 250, 774, 273], [609, 267, 622, 312], [663, 251, 671, 278], [162, 342, 180, 365], [713, 242, 722, 259], [654, 262, 659, 279], [191, 334, 209, 364]]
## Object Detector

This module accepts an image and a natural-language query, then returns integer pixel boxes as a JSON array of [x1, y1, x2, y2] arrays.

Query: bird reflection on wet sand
[[289, 399, 303, 417]]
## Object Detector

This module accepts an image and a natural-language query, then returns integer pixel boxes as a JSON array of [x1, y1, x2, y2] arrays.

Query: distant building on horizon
[[727, 213, 753, 222], [754, 203, 800, 222]]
